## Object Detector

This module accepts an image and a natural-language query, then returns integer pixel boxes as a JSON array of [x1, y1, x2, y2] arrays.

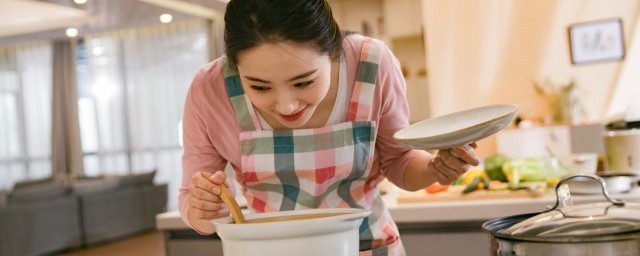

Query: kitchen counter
[[156, 188, 640, 256], [387, 187, 640, 223]]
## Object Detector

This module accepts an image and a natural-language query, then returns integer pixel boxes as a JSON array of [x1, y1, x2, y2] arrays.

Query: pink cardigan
[[179, 35, 421, 229]]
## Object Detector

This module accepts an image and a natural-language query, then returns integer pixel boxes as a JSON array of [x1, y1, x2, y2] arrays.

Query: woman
[[179, 0, 479, 255]]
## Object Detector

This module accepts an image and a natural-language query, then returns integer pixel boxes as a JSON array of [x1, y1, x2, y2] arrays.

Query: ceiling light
[[160, 14, 173, 23], [74, 0, 88, 4], [92, 46, 104, 56], [65, 28, 79, 38]]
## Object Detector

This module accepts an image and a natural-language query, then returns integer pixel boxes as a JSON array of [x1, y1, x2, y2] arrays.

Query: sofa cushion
[[72, 177, 120, 195], [13, 177, 54, 190], [9, 182, 69, 204], [113, 170, 156, 188]]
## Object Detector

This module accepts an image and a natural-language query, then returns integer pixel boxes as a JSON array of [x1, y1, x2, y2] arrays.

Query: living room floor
[[55, 230, 164, 256]]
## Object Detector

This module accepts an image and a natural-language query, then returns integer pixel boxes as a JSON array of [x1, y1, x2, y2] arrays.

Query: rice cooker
[[604, 120, 640, 174]]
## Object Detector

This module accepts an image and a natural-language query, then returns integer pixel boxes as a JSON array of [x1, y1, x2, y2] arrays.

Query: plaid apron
[[223, 38, 403, 256]]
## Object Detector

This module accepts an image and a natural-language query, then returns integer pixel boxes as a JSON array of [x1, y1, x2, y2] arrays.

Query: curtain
[[78, 19, 209, 210], [0, 43, 52, 189], [51, 40, 83, 180], [606, 11, 640, 121]]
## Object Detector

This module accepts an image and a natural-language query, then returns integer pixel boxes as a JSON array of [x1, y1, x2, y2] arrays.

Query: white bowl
[[212, 208, 370, 256], [394, 104, 518, 150]]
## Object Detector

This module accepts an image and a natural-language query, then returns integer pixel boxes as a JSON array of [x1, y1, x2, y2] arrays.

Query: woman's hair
[[224, 0, 342, 69]]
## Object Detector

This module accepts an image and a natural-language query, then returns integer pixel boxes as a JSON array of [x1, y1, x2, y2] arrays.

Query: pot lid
[[499, 174, 640, 237], [500, 202, 640, 237]]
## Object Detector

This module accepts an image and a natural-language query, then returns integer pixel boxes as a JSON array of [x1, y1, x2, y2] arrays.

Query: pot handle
[[544, 174, 625, 212]]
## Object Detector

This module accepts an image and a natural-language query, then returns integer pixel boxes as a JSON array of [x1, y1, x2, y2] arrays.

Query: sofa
[[0, 179, 82, 256], [0, 170, 167, 256], [75, 171, 168, 246]]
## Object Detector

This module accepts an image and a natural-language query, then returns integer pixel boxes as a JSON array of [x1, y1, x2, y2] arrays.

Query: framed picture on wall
[[568, 18, 625, 65]]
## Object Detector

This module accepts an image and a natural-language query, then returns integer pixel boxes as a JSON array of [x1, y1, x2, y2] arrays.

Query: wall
[[422, 0, 640, 156]]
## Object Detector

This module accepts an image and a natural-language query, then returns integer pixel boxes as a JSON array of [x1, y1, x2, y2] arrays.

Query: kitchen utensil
[[564, 172, 637, 194], [393, 104, 518, 155], [212, 208, 370, 256], [200, 172, 245, 224], [604, 128, 640, 174], [482, 174, 640, 256]]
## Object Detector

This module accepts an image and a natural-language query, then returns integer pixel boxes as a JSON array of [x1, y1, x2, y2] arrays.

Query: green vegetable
[[481, 176, 491, 189], [484, 153, 509, 182], [502, 157, 546, 187], [463, 176, 482, 194]]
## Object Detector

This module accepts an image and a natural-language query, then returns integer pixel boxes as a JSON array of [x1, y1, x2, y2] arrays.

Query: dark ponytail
[[224, 0, 342, 70]]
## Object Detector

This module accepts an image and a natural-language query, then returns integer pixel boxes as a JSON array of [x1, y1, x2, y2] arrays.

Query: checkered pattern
[[222, 61, 261, 132], [224, 37, 402, 255], [349, 38, 382, 122]]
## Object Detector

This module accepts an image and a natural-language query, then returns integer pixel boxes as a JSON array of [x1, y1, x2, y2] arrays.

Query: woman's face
[[236, 41, 333, 129]]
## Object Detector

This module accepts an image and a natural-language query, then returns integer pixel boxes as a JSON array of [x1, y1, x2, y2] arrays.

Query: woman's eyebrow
[[286, 69, 317, 82], [244, 69, 317, 84]]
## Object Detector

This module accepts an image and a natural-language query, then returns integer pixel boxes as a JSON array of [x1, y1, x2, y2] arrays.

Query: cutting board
[[396, 187, 549, 204]]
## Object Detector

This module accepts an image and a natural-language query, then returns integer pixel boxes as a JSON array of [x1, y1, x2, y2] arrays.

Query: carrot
[[488, 180, 508, 190], [426, 182, 451, 194]]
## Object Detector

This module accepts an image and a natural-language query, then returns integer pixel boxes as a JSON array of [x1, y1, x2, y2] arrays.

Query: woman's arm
[[179, 67, 230, 235], [370, 38, 479, 191]]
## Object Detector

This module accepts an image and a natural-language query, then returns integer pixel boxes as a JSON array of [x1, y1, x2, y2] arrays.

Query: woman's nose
[[275, 95, 298, 115]]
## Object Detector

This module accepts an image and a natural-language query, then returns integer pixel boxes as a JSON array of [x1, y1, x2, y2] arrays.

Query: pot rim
[[213, 207, 371, 227], [604, 129, 640, 136], [212, 208, 371, 240]]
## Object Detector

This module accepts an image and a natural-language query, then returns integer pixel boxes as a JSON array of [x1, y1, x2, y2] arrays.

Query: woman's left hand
[[427, 142, 480, 184]]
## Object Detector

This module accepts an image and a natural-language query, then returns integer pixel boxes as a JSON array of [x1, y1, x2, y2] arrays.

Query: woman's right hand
[[187, 171, 231, 229]]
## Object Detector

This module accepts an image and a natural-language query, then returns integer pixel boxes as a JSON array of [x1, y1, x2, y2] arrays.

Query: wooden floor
[[55, 231, 165, 256]]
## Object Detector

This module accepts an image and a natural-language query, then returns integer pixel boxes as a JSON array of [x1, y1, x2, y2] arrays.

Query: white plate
[[393, 104, 518, 150]]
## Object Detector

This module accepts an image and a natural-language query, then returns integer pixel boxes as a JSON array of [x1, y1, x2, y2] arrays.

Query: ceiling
[[0, 0, 228, 46]]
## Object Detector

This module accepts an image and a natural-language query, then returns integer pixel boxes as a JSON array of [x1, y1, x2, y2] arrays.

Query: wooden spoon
[[201, 172, 246, 224]]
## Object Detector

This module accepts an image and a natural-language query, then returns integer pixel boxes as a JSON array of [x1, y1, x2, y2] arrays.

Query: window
[[77, 20, 209, 209], [0, 43, 53, 189]]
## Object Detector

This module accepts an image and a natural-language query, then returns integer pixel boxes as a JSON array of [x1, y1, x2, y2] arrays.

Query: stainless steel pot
[[482, 174, 640, 256]]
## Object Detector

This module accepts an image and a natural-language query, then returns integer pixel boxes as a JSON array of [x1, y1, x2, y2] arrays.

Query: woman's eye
[[294, 80, 314, 88], [250, 85, 271, 91]]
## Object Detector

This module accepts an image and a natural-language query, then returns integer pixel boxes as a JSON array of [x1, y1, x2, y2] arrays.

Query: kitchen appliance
[[212, 208, 370, 256], [604, 119, 640, 175], [482, 174, 640, 256]]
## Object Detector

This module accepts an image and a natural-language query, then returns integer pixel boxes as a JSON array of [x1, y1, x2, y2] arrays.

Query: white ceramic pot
[[212, 208, 370, 256], [604, 129, 640, 174]]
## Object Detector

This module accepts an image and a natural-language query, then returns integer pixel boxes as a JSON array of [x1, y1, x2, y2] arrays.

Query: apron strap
[[222, 57, 262, 132], [348, 38, 383, 122]]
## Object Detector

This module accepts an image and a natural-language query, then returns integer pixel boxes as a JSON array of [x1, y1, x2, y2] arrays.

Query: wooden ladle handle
[[200, 172, 246, 224]]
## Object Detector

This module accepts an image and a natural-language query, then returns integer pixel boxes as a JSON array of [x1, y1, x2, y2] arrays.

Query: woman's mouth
[[279, 106, 307, 122]]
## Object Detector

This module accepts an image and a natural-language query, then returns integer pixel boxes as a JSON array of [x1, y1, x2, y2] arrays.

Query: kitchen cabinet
[[382, 0, 423, 39], [496, 123, 605, 158]]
